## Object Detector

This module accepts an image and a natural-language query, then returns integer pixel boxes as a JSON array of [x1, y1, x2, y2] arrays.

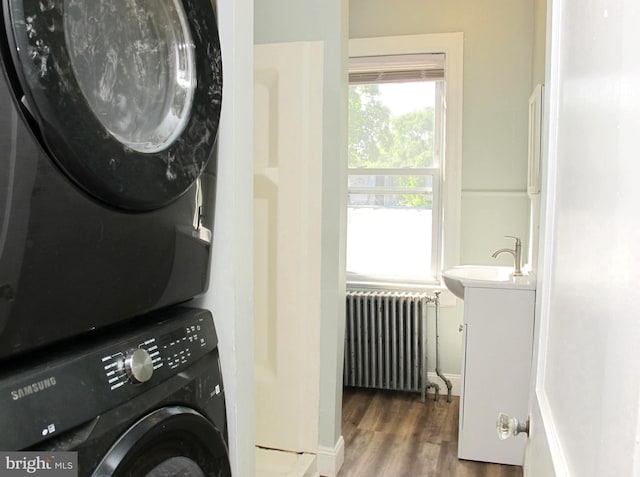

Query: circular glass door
[[64, 0, 196, 154], [5, 0, 223, 210], [93, 407, 231, 477]]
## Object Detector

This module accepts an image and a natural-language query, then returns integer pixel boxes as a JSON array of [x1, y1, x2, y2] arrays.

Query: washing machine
[[0, 306, 231, 476], [0, 0, 223, 361]]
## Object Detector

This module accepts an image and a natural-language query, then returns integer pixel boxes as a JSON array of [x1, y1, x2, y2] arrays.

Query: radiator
[[343, 291, 439, 401]]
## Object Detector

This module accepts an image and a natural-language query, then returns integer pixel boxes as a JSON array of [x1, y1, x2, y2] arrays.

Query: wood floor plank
[[388, 435, 440, 476], [338, 388, 523, 477]]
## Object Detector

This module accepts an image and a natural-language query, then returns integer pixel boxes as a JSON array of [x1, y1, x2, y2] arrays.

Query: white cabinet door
[[458, 287, 535, 465]]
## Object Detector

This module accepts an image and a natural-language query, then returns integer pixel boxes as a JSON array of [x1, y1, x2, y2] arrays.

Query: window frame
[[347, 33, 462, 298]]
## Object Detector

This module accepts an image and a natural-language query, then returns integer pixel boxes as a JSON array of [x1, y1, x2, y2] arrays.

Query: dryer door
[[92, 406, 231, 477], [3, 0, 222, 210]]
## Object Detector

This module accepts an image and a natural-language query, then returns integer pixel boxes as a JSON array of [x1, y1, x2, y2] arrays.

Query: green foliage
[[348, 85, 392, 168], [389, 109, 434, 168], [349, 84, 435, 208], [397, 176, 433, 208], [348, 84, 434, 169]]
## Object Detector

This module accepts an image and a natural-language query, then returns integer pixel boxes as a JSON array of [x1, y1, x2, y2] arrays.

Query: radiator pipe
[[426, 380, 440, 401], [424, 295, 440, 402], [434, 291, 453, 402]]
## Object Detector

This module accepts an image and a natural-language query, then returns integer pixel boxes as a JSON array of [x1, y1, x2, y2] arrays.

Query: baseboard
[[317, 436, 345, 477], [343, 373, 461, 399], [426, 372, 461, 397]]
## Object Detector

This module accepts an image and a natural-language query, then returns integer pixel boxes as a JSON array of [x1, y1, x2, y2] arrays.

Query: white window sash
[[347, 33, 463, 300]]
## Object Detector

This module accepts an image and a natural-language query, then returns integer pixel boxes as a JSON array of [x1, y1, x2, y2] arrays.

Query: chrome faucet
[[492, 236, 523, 276]]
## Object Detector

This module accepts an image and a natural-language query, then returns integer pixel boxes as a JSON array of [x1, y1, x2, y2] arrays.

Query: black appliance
[[0, 307, 231, 476], [0, 0, 223, 361]]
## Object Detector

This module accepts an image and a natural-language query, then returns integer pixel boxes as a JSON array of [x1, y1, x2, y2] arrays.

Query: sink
[[442, 265, 535, 299]]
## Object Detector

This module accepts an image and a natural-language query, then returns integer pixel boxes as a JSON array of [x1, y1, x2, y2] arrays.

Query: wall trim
[[343, 373, 461, 400], [537, 389, 570, 476], [317, 436, 345, 477]]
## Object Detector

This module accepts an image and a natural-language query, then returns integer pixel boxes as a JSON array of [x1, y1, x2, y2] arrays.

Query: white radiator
[[343, 291, 440, 401]]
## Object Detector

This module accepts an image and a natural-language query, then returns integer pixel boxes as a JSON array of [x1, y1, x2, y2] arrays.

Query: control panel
[[0, 307, 219, 451], [100, 316, 212, 391]]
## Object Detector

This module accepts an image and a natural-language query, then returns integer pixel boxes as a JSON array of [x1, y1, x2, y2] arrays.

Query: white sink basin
[[442, 265, 535, 299]]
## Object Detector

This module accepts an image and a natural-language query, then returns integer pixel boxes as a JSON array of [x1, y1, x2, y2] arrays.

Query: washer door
[[3, 0, 222, 210], [92, 406, 231, 477]]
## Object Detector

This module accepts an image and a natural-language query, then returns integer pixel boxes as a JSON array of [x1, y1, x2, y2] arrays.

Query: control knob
[[124, 348, 154, 383]]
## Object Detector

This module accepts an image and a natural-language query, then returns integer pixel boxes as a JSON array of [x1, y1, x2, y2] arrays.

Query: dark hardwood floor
[[338, 388, 523, 477]]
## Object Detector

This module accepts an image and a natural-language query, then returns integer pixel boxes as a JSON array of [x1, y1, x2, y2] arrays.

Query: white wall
[[350, 0, 536, 376], [193, 0, 255, 475]]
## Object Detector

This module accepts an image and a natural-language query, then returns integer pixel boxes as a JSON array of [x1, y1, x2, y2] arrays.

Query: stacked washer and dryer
[[0, 0, 230, 474]]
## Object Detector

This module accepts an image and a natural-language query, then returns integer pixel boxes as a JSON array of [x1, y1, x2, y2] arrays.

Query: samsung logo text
[[10, 377, 57, 401]]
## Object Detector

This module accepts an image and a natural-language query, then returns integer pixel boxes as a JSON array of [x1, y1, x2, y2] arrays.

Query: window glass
[[64, 0, 196, 153], [347, 80, 441, 283]]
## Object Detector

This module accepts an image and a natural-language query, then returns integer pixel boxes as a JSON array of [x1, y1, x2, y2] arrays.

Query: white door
[[253, 42, 324, 454], [524, 1, 640, 475]]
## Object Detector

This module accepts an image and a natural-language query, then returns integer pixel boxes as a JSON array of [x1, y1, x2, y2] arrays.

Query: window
[[347, 34, 463, 291]]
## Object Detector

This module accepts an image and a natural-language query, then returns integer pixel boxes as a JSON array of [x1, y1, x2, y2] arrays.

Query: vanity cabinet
[[458, 286, 536, 465]]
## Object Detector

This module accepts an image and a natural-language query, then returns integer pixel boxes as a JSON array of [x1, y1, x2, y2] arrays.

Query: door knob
[[496, 412, 529, 439]]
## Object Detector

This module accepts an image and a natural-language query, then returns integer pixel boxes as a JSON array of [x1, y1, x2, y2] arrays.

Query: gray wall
[[532, 0, 547, 87], [350, 0, 536, 376]]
